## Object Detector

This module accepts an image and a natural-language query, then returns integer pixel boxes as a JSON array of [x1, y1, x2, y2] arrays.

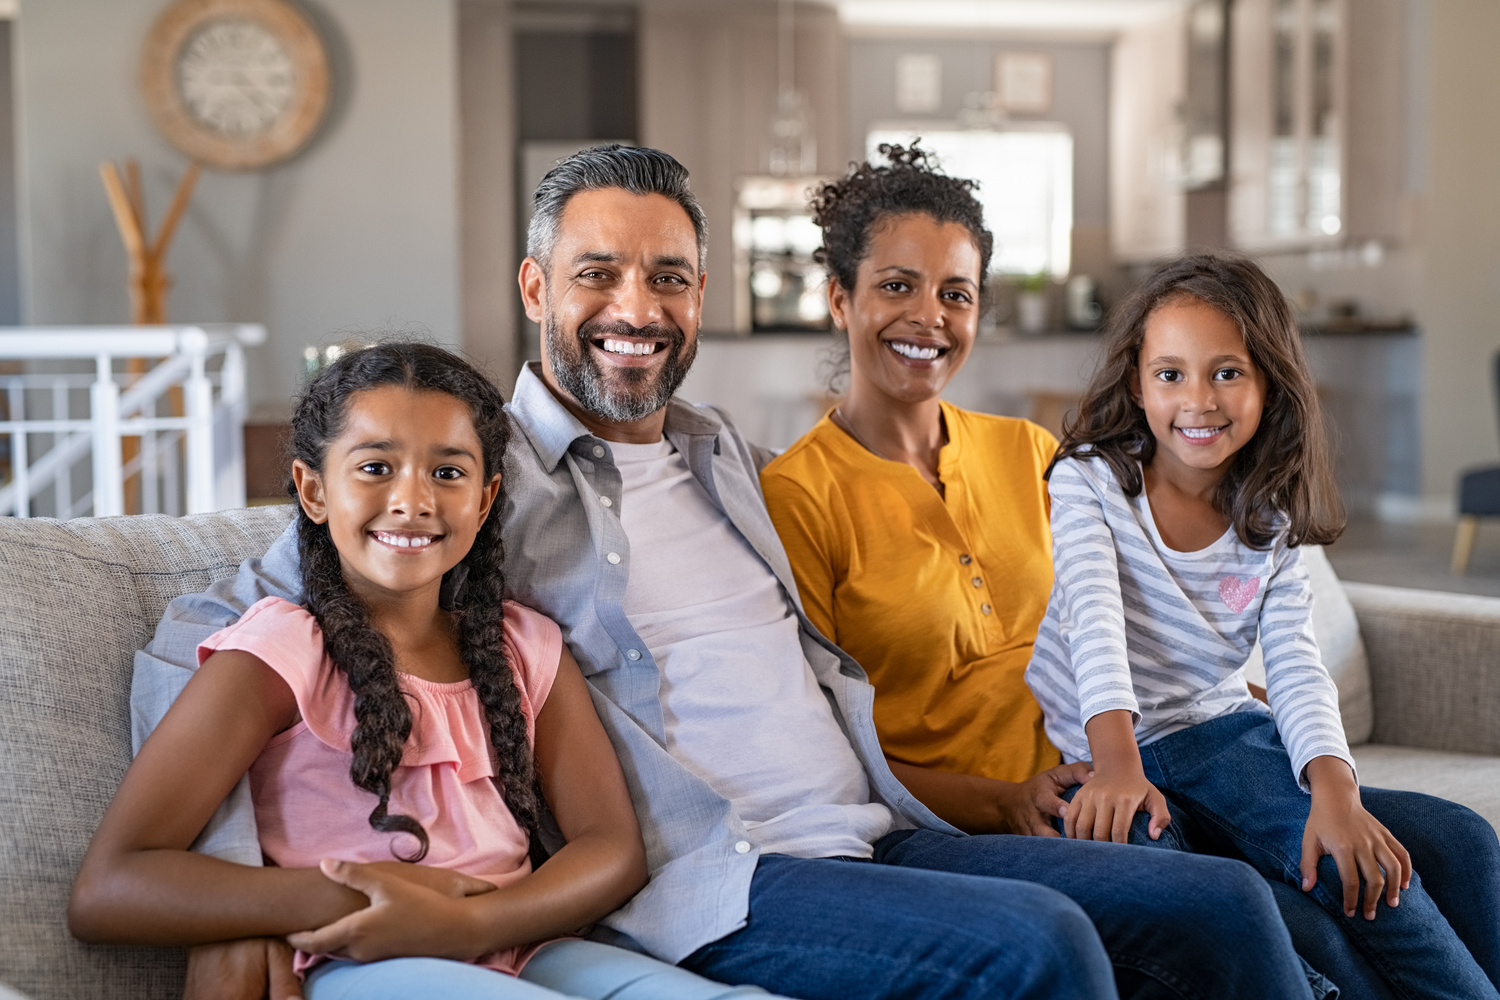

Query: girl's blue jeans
[[1093, 711, 1500, 1000], [303, 939, 785, 1000]]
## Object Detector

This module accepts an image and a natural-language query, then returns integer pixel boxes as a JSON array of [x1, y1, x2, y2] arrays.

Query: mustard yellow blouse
[[761, 402, 1061, 783]]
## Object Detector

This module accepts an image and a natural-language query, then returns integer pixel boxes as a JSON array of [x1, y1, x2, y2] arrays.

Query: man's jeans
[[1124, 711, 1500, 1000], [681, 829, 1314, 1000]]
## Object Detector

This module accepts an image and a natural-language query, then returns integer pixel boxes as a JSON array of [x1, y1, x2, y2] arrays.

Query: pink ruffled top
[[198, 596, 562, 977]]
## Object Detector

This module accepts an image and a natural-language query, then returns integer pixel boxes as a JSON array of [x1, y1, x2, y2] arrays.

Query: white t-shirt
[[613, 437, 893, 859]]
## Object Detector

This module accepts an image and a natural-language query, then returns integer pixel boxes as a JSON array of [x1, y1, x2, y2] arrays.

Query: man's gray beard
[[545, 313, 697, 423]]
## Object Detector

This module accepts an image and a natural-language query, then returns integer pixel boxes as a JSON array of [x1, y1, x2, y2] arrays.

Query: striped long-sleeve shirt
[[1024, 455, 1354, 790]]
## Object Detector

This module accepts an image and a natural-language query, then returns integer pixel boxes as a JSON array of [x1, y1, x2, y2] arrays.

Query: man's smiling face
[[527, 187, 705, 433]]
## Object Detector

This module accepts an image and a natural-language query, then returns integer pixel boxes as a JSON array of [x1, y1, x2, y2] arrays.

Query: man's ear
[[290, 460, 329, 524], [519, 257, 547, 324]]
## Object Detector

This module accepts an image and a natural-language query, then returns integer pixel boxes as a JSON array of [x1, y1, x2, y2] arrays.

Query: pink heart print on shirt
[[1219, 575, 1261, 613]]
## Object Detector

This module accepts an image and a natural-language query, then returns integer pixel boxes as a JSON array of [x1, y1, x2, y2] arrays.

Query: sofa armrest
[[1343, 582, 1500, 754]]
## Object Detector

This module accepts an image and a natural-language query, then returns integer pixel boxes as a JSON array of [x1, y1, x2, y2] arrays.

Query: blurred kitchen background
[[4, 0, 1500, 592]]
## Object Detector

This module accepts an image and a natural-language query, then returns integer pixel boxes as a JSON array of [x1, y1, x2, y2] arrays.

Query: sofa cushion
[[0, 507, 294, 1000], [1243, 545, 1374, 745], [1351, 744, 1500, 830]]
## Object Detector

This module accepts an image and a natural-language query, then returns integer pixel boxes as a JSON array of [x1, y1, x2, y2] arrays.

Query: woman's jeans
[[304, 939, 787, 1000], [1109, 711, 1500, 1000], [682, 829, 1316, 1000]]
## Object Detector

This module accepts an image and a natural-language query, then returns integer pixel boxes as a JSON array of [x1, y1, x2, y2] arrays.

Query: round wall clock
[[140, 0, 331, 170]]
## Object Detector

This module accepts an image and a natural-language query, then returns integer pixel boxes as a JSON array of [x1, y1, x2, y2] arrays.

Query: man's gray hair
[[526, 144, 709, 274]]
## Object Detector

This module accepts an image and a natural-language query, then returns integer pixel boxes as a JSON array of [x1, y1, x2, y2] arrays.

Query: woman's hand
[[995, 762, 1095, 837], [1301, 756, 1412, 920], [1063, 770, 1171, 843], [286, 859, 487, 963]]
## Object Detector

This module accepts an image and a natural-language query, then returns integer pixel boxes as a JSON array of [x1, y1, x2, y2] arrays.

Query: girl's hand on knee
[[1072, 710, 1171, 843], [1300, 756, 1414, 921], [286, 859, 485, 963], [1063, 772, 1171, 844]]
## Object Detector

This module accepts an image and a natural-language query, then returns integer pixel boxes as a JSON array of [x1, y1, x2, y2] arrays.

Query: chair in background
[[1453, 350, 1500, 573]]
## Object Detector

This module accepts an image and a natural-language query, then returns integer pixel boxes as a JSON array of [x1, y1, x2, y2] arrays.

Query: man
[[134, 145, 1317, 1000]]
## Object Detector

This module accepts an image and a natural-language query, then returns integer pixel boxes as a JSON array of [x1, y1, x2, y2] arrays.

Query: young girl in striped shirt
[[1024, 253, 1500, 1000]]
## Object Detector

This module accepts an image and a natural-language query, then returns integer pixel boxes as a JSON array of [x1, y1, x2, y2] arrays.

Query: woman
[[762, 144, 1087, 837], [760, 144, 1500, 1000]]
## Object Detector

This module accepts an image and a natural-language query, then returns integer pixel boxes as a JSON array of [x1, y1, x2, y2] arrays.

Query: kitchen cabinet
[[1229, 0, 1408, 250], [1110, 0, 1408, 260]]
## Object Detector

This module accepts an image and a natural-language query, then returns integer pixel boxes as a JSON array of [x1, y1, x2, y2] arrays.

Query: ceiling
[[836, 0, 1186, 36]]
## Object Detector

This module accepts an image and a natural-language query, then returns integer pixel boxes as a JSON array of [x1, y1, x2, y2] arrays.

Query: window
[[867, 127, 1074, 277]]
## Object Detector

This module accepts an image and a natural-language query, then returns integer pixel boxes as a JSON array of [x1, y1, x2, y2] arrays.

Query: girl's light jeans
[[304, 939, 784, 1000]]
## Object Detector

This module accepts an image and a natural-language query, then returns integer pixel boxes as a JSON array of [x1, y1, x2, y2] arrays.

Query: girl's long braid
[[291, 341, 538, 862], [452, 509, 542, 844], [298, 514, 430, 860]]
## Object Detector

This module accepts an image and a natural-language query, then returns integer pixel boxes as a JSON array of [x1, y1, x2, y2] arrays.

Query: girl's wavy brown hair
[[289, 342, 539, 861], [1053, 252, 1344, 549]]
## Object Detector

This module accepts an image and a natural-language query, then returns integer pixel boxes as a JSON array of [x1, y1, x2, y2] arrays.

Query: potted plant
[[1015, 273, 1050, 335]]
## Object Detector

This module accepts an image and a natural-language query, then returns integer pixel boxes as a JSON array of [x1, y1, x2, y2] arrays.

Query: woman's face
[[830, 212, 982, 407]]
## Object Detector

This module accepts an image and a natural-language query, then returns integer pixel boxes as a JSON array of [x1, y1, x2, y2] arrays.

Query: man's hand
[[183, 938, 300, 1000], [994, 762, 1095, 836], [1301, 756, 1412, 920], [286, 859, 486, 963]]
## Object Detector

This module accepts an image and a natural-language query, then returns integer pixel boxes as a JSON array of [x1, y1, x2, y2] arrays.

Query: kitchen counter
[[681, 327, 1419, 516]]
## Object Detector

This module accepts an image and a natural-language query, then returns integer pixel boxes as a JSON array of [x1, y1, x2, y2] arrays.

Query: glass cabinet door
[[1232, 0, 1345, 249]]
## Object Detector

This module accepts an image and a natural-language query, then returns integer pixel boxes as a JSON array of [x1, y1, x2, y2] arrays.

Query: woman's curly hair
[[288, 342, 540, 862], [811, 142, 993, 289], [809, 143, 993, 390], [1053, 253, 1345, 549]]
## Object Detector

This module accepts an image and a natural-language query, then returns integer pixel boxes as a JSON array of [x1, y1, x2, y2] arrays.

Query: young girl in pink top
[[69, 343, 774, 1000]]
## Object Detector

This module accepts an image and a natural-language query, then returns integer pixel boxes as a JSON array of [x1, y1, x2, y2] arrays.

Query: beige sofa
[[0, 507, 1496, 1000]]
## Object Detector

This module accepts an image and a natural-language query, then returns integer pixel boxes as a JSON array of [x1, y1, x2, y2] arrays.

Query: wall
[[13, 0, 462, 413], [1413, 0, 1500, 507], [638, 0, 842, 334], [0, 21, 19, 325], [459, 0, 520, 388]]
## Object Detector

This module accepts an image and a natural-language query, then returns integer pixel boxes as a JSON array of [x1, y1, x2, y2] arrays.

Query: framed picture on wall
[[995, 52, 1052, 113]]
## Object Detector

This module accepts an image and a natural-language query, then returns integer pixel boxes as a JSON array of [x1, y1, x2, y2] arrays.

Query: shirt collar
[[509, 360, 724, 470]]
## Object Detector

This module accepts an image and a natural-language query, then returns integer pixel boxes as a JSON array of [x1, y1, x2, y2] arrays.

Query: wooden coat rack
[[98, 159, 200, 512], [99, 158, 199, 325]]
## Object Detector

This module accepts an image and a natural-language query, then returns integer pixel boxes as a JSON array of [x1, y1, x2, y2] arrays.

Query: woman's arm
[[69, 650, 373, 944], [761, 472, 843, 641], [286, 645, 648, 962], [887, 757, 1093, 836]]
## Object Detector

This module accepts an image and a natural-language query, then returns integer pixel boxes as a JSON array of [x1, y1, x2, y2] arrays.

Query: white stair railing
[[0, 325, 266, 518]]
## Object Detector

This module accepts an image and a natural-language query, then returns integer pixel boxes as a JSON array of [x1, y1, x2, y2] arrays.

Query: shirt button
[[626, 648, 642, 661], [960, 554, 972, 565], [981, 603, 993, 615], [734, 840, 752, 854], [592, 444, 606, 458], [607, 552, 622, 564], [971, 577, 983, 588], [599, 496, 613, 508]]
